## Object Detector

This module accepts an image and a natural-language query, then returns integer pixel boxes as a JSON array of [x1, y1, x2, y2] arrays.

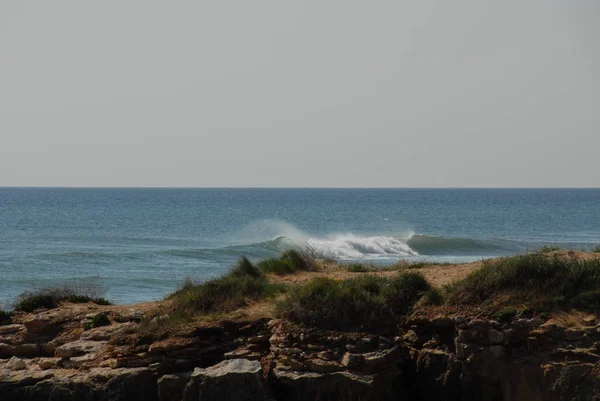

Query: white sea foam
[[305, 234, 418, 259]]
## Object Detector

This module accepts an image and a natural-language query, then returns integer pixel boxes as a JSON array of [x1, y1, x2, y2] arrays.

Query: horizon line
[[1, 186, 599, 190]]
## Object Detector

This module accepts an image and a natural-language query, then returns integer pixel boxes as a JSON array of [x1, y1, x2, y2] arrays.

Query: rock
[[158, 372, 192, 401], [0, 324, 25, 335], [23, 314, 52, 333], [183, 359, 271, 401], [224, 348, 253, 359], [38, 358, 60, 370], [512, 317, 544, 328], [455, 340, 479, 360], [273, 368, 396, 401], [248, 335, 270, 344], [80, 322, 133, 341], [317, 350, 335, 361], [362, 347, 404, 374], [6, 356, 26, 370], [304, 358, 342, 373], [402, 330, 419, 344], [564, 329, 585, 342], [488, 329, 504, 344], [454, 316, 467, 328], [267, 319, 281, 329], [0, 343, 41, 358], [55, 340, 107, 358], [489, 345, 505, 358], [341, 352, 364, 369], [71, 352, 99, 368], [432, 316, 454, 327]]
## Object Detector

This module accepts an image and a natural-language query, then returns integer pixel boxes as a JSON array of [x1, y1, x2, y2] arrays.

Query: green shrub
[[230, 257, 263, 278], [346, 263, 373, 273], [14, 283, 111, 312], [276, 272, 432, 332], [0, 310, 13, 325], [258, 250, 317, 275], [592, 246, 600, 253], [90, 313, 111, 329], [258, 258, 296, 275], [446, 253, 600, 311], [280, 249, 316, 271], [539, 245, 561, 253], [168, 260, 279, 315], [493, 308, 517, 323]]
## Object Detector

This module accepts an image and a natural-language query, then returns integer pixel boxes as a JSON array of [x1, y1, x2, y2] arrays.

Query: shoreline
[[2, 249, 600, 400]]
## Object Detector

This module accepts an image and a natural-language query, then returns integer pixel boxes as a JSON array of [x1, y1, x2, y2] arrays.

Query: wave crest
[[306, 234, 417, 259]]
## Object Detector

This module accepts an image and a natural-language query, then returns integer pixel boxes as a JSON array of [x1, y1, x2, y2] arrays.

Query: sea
[[1, 188, 599, 307]]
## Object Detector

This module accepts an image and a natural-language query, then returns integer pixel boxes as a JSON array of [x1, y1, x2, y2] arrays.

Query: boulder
[[158, 372, 192, 401], [23, 314, 53, 333], [6, 356, 26, 370], [182, 359, 272, 401], [55, 340, 107, 358], [341, 352, 365, 369], [488, 329, 504, 345], [38, 358, 60, 370]]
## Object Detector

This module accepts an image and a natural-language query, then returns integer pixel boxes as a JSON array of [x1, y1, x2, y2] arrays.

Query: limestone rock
[[23, 314, 53, 333], [304, 358, 342, 373], [273, 368, 395, 401], [183, 359, 272, 401], [80, 322, 134, 341], [341, 352, 365, 369], [38, 358, 60, 370], [158, 372, 192, 401], [6, 356, 26, 370], [0, 324, 25, 335], [55, 340, 107, 358]]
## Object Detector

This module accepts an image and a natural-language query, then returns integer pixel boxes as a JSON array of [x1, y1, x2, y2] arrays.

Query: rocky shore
[[1, 301, 600, 400], [3, 251, 600, 400]]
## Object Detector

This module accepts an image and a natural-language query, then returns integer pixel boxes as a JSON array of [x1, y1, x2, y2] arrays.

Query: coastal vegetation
[[0, 309, 12, 324], [445, 252, 600, 311], [14, 283, 111, 313], [276, 272, 439, 331], [539, 244, 561, 253], [167, 256, 284, 316], [258, 249, 317, 275], [593, 245, 600, 253]]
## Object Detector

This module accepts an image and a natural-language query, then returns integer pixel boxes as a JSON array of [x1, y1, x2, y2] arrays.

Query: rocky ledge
[[1, 303, 600, 401]]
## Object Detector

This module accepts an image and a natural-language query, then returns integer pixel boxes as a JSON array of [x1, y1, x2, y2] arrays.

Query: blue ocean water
[[1, 188, 599, 307]]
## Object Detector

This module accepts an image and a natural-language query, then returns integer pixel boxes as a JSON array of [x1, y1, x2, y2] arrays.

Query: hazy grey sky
[[1, 1, 598, 187]]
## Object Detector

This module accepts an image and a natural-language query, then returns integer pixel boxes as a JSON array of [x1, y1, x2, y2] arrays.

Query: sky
[[1, 1, 598, 188]]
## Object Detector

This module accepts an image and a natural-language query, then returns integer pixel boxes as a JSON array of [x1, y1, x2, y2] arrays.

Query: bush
[[281, 249, 317, 271], [91, 313, 111, 328], [258, 250, 317, 275], [230, 257, 263, 278], [0, 310, 12, 325], [539, 245, 561, 253], [493, 308, 517, 323], [258, 258, 296, 275], [14, 282, 111, 312], [446, 253, 600, 311], [276, 272, 433, 332], [168, 259, 279, 315], [592, 246, 600, 253], [346, 263, 374, 273]]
